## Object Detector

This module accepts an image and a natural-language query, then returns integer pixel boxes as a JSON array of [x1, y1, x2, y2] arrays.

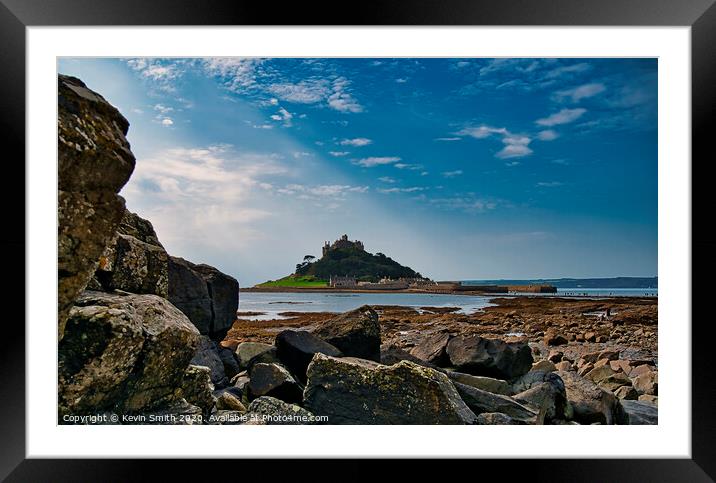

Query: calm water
[[238, 288, 657, 320], [238, 291, 495, 320], [554, 288, 657, 297]]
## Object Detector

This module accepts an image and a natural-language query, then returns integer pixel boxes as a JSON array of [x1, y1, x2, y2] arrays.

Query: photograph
[[56, 56, 659, 426]]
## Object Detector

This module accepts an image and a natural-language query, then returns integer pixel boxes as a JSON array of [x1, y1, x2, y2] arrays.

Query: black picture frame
[[2, 0, 714, 480]]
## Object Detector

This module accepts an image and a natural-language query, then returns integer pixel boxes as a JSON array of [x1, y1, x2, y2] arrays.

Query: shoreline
[[242, 286, 657, 299]]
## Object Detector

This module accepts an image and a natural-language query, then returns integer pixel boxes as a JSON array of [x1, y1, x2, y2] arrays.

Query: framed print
[[2, 0, 715, 480]]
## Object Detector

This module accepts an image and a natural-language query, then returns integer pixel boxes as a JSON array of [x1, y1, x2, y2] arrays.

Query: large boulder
[[275, 330, 343, 382], [312, 305, 381, 361], [303, 354, 478, 424], [93, 210, 169, 297], [556, 370, 627, 425], [57, 75, 136, 338], [58, 291, 200, 416], [168, 256, 239, 340], [409, 332, 452, 366], [446, 335, 533, 380]]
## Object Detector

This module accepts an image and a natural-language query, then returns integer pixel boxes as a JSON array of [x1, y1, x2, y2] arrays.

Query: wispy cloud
[[554, 83, 606, 102], [378, 176, 397, 183], [536, 181, 563, 187], [340, 137, 372, 147], [270, 107, 294, 126], [329, 151, 350, 157], [429, 196, 498, 214], [435, 137, 461, 142], [378, 186, 426, 194], [536, 108, 586, 126], [276, 184, 369, 198], [394, 163, 423, 171], [353, 156, 401, 168], [442, 170, 463, 178]]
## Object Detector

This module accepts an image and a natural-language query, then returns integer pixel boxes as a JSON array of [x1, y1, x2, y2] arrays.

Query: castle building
[[329, 275, 357, 288], [323, 234, 364, 256]]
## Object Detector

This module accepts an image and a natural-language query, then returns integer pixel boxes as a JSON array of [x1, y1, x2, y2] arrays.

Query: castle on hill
[[322, 234, 364, 257]]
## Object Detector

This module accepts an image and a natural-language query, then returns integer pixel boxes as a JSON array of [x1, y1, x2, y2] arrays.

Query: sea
[[238, 287, 657, 320]]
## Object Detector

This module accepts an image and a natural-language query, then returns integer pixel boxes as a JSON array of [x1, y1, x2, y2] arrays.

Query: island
[[250, 234, 556, 294]]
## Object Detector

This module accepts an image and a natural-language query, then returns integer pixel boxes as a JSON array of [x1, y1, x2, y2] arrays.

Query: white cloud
[[160, 118, 174, 126], [126, 58, 184, 91], [378, 176, 396, 183], [497, 134, 532, 159], [328, 77, 363, 113], [536, 181, 563, 187], [395, 78, 408, 83], [122, 144, 287, 253], [270, 107, 294, 126], [394, 163, 423, 170], [435, 137, 461, 142], [536, 108, 587, 126], [378, 187, 426, 194], [429, 196, 498, 213], [458, 125, 533, 159], [555, 83, 606, 102], [353, 156, 401, 168], [267, 79, 330, 104], [537, 129, 559, 141], [442, 170, 463, 178], [203, 58, 266, 91], [544, 63, 591, 79], [339, 138, 372, 147], [153, 103, 174, 114], [277, 183, 369, 197], [457, 126, 508, 139], [329, 151, 350, 157]]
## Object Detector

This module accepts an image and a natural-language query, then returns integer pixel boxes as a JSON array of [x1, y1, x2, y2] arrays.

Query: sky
[[58, 57, 658, 286]]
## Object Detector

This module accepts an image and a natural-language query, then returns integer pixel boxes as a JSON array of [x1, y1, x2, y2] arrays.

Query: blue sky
[[58, 58, 657, 286]]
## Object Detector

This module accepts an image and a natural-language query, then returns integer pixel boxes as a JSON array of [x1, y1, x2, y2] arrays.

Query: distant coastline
[[462, 277, 658, 289]]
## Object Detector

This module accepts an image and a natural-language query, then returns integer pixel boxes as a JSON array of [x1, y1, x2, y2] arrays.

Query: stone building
[[329, 275, 357, 288], [323, 234, 365, 256]]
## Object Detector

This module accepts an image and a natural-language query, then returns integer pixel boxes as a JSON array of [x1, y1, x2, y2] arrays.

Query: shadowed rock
[[452, 382, 539, 423], [275, 329, 342, 382], [312, 305, 381, 361], [248, 363, 303, 404], [409, 332, 452, 366], [168, 256, 239, 340], [446, 335, 533, 380]]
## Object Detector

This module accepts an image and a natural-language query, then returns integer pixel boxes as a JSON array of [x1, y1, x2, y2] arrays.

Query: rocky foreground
[[219, 297, 657, 425], [57, 74, 656, 425]]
